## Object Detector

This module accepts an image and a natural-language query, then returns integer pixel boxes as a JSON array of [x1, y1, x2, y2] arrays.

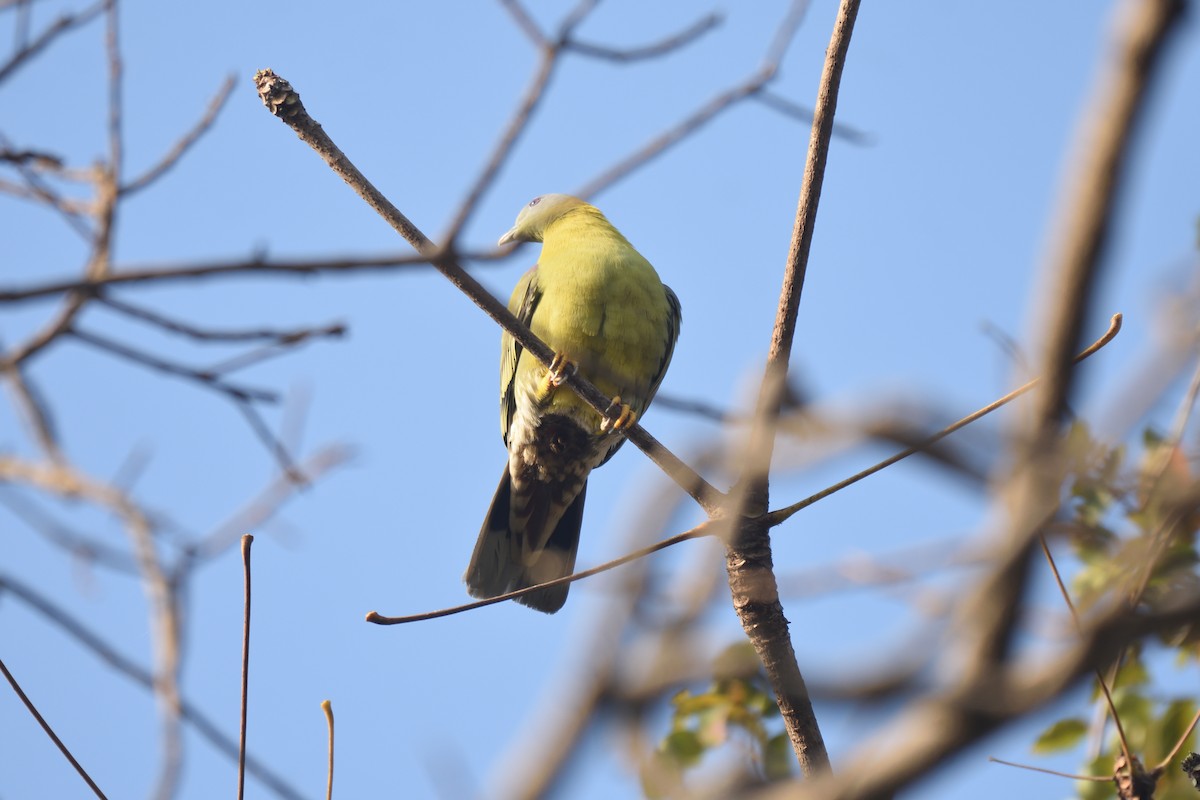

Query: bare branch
[[566, 12, 722, 62], [573, 0, 811, 203], [440, 49, 558, 244], [754, 90, 872, 145], [0, 656, 109, 799], [0, 449, 184, 800], [368, 520, 716, 624], [232, 399, 305, 482], [181, 444, 352, 566], [0, 489, 139, 573], [104, 0, 122, 185], [0, 0, 104, 84], [443, 0, 616, 244], [0, 573, 311, 800], [237, 534, 253, 800], [765, 313, 1123, 526], [2, 361, 63, 460], [121, 74, 236, 196], [0, 131, 93, 238], [723, 0, 861, 776], [66, 327, 279, 403], [557, 0, 599, 38], [0, 251, 462, 303], [762, 0, 813, 67], [498, 0, 547, 47], [97, 294, 347, 344], [321, 700, 334, 800], [0, 121, 119, 372], [0, 146, 64, 167]]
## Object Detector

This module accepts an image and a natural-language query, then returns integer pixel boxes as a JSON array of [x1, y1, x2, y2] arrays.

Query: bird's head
[[498, 194, 587, 246]]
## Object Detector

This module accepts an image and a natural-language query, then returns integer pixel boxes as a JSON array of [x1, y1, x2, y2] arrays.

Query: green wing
[[597, 282, 682, 467], [646, 283, 682, 407], [500, 266, 542, 447]]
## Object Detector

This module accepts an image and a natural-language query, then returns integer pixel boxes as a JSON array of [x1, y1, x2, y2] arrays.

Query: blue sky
[[3, 2, 1200, 798]]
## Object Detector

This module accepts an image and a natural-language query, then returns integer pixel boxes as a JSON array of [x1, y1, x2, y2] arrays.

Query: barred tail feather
[[465, 466, 586, 614], [465, 467, 522, 600]]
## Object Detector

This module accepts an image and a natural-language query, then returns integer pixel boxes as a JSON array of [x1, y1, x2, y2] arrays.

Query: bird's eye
[[529, 196, 542, 208]]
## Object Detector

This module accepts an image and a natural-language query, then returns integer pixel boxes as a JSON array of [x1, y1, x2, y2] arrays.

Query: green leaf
[[695, 704, 732, 748], [1113, 653, 1150, 690], [1032, 717, 1088, 754], [764, 733, 794, 781], [1153, 698, 1198, 764], [712, 642, 761, 681], [1078, 752, 1115, 800], [640, 751, 682, 800], [672, 690, 724, 718], [661, 729, 705, 768]]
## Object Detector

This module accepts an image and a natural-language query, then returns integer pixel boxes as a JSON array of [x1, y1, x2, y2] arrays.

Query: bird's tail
[[464, 466, 586, 614]]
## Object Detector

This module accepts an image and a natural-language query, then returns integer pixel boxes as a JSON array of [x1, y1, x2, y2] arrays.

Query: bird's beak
[[498, 226, 521, 247]]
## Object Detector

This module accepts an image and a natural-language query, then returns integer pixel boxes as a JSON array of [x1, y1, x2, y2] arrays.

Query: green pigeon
[[465, 194, 681, 613]]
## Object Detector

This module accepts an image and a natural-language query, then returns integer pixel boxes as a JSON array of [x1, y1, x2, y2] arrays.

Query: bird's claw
[[601, 396, 637, 433], [547, 352, 576, 387], [537, 352, 576, 404]]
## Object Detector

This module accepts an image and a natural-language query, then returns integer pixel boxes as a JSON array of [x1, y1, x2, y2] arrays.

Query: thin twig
[[97, 294, 347, 344], [0, 577, 309, 798], [321, 700, 336, 800], [0, 656, 109, 799], [321, 700, 334, 800], [182, 444, 351, 565], [1036, 535, 1136, 777], [498, 0, 547, 47], [570, 0, 813, 200], [0, 457, 185, 800], [121, 74, 236, 196], [566, 12, 722, 62], [764, 313, 1122, 526], [104, 0, 121, 185], [0, 251, 463, 303], [0, 489, 139, 573], [440, 38, 558, 244], [1156, 707, 1200, 771], [67, 327, 279, 403], [754, 91, 872, 145], [232, 399, 305, 482], [237, 534, 254, 800], [0, 0, 104, 83], [986, 757, 1107, 782], [206, 329, 344, 376], [0, 146, 64, 167], [0, 131, 93, 239], [1124, 351, 1200, 603], [2, 361, 63, 460], [367, 521, 715, 624], [762, 0, 813, 66]]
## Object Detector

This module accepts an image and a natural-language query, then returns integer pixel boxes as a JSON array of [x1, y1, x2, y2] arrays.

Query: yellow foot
[[601, 396, 637, 433], [536, 352, 576, 403]]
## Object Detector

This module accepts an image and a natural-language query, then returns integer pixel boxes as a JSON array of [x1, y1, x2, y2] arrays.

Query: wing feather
[[500, 266, 542, 446]]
